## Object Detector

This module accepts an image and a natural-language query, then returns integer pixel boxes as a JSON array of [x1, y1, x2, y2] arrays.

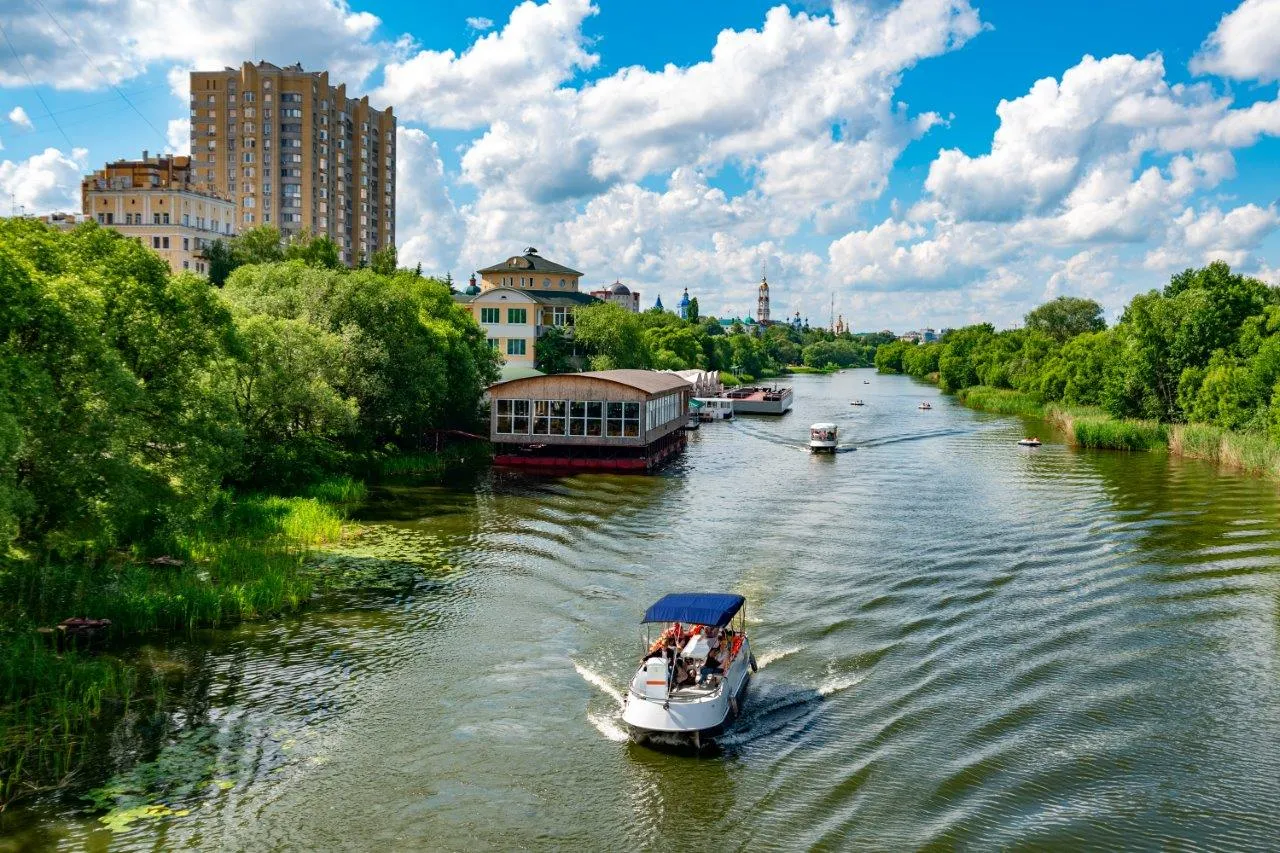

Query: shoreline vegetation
[[0, 219, 498, 807], [876, 261, 1280, 479]]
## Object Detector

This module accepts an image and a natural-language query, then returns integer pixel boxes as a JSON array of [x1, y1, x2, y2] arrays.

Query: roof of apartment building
[[477, 247, 584, 277]]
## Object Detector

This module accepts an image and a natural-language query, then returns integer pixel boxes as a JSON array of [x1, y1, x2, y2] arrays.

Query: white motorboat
[[623, 593, 755, 748], [1018, 437, 1042, 447], [850, 399, 865, 406], [809, 422, 839, 452], [863, 380, 870, 384], [918, 402, 933, 410]]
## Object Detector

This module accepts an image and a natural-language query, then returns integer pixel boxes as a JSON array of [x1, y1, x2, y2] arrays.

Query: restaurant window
[[585, 401, 603, 437], [507, 339, 526, 356], [532, 401, 567, 435], [605, 402, 625, 437], [496, 399, 530, 434], [507, 308, 527, 324], [480, 307, 499, 324], [569, 402, 587, 436]]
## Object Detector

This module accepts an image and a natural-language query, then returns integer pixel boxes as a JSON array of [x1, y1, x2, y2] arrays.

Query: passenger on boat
[[698, 646, 726, 686]]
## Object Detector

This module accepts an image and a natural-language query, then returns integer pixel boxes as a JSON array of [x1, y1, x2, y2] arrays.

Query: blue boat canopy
[[642, 593, 745, 627]]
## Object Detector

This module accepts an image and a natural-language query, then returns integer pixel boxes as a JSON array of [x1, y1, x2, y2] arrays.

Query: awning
[[642, 592, 745, 627]]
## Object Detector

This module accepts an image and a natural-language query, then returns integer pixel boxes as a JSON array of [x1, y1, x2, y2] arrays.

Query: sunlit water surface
[[4, 370, 1280, 850]]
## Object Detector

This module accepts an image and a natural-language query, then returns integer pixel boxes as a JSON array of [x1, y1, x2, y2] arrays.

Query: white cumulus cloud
[[1192, 0, 1280, 82], [0, 147, 88, 214], [7, 106, 33, 131], [466, 16, 494, 30]]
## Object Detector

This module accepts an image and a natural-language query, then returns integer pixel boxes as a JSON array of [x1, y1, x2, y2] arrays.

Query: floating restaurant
[[488, 369, 692, 472]]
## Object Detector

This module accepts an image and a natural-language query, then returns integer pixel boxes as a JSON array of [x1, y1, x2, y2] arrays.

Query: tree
[[284, 232, 341, 269], [687, 297, 700, 324], [573, 303, 651, 369], [231, 225, 285, 265], [535, 326, 575, 374], [203, 238, 239, 286], [938, 324, 994, 391], [1024, 296, 1106, 342], [370, 245, 398, 276]]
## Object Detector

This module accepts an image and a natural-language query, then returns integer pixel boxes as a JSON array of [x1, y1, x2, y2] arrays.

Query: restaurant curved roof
[[488, 369, 690, 396]]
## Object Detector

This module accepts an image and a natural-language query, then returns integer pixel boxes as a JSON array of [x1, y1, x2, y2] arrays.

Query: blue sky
[[3, 0, 1279, 330]]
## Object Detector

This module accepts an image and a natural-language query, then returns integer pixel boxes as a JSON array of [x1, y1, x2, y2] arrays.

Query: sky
[[2, 0, 1280, 331]]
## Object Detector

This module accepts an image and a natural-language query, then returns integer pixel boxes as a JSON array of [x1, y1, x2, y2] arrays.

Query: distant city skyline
[[1, 0, 1278, 329]]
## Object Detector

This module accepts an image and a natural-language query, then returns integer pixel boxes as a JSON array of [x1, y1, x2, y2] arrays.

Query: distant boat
[[850, 400, 865, 406], [809, 423, 839, 452], [918, 402, 932, 410], [1018, 437, 1042, 447], [863, 380, 870, 384]]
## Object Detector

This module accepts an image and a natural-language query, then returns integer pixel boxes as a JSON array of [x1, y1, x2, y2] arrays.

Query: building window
[[162, 237, 170, 249], [532, 401, 567, 436], [572, 401, 603, 437], [182, 237, 189, 251], [496, 399, 530, 434], [559, 278, 566, 288], [152, 236, 161, 249], [604, 402, 640, 438], [543, 278, 551, 288], [506, 339, 526, 356], [183, 260, 189, 269], [552, 307, 568, 326], [507, 308, 527, 324], [487, 338, 499, 351], [480, 307, 499, 324]]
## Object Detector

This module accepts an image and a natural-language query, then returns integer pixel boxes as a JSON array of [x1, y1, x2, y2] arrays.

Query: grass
[[0, 491, 353, 808], [786, 364, 841, 375], [1169, 423, 1280, 477], [1042, 404, 1167, 452], [374, 443, 489, 478], [956, 386, 1046, 417]]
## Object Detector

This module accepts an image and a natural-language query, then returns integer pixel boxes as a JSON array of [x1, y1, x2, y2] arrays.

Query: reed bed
[[0, 491, 352, 807], [1169, 424, 1280, 478], [955, 386, 1046, 417]]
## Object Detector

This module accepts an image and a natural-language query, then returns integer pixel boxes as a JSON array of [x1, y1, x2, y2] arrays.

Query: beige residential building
[[188, 61, 396, 266], [456, 249, 597, 368], [80, 152, 235, 275]]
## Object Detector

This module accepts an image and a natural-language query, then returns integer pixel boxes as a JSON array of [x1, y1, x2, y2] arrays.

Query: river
[[4, 369, 1280, 850]]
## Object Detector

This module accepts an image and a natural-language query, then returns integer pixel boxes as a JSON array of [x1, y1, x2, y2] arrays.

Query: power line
[[0, 19, 74, 148], [28, 0, 168, 147]]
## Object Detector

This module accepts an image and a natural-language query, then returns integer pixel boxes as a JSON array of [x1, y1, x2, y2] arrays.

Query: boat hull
[[809, 441, 838, 452], [623, 644, 752, 746]]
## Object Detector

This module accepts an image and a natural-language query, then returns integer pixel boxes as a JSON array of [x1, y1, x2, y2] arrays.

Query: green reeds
[[956, 386, 1046, 417], [1170, 424, 1280, 477], [1044, 405, 1167, 451]]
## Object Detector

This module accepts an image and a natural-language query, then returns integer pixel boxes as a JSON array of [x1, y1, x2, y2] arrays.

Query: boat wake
[[572, 661, 625, 709], [587, 711, 629, 742], [818, 672, 864, 696], [755, 646, 801, 669]]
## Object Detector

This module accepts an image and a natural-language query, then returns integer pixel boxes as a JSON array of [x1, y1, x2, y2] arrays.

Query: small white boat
[[850, 400, 865, 406], [809, 422, 839, 452], [918, 402, 932, 410], [1018, 437, 1042, 447], [623, 593, 755, 748], [863, 380, 870, 384]]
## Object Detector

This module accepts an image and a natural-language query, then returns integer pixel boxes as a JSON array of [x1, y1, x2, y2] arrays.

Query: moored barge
[[489, 369, 691, 473], [721, 385, 793, 415]]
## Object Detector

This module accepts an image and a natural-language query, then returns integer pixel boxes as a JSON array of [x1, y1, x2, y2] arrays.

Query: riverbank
[[954, 385, 1280, 476], [0, 444, 487, 808]]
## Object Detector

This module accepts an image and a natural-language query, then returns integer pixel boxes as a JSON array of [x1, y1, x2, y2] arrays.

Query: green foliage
[[686, 297, 700, 323], [955, 386, 1045, 417], [370, 245, 398, 276], [573, 302, 652, 369], [284, 232, 341, 269], [1024, 296, 1106, 341], [202, 239, 237, 287], [534, 325, 576, 374], [938, 324, 995, 392], [874, 339, 909, 373], [232, 225, 285, 265]]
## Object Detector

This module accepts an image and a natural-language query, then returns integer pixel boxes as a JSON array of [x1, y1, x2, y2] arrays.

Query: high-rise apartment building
[[80, 152, 235, 276], [188, 61, 396, 266]]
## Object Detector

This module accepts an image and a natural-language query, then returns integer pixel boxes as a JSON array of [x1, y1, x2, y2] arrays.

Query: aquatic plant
[[955, 386, 1046, 417]]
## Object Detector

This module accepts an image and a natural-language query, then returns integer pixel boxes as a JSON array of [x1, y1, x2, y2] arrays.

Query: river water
[[5, 369, 1280, 850]]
